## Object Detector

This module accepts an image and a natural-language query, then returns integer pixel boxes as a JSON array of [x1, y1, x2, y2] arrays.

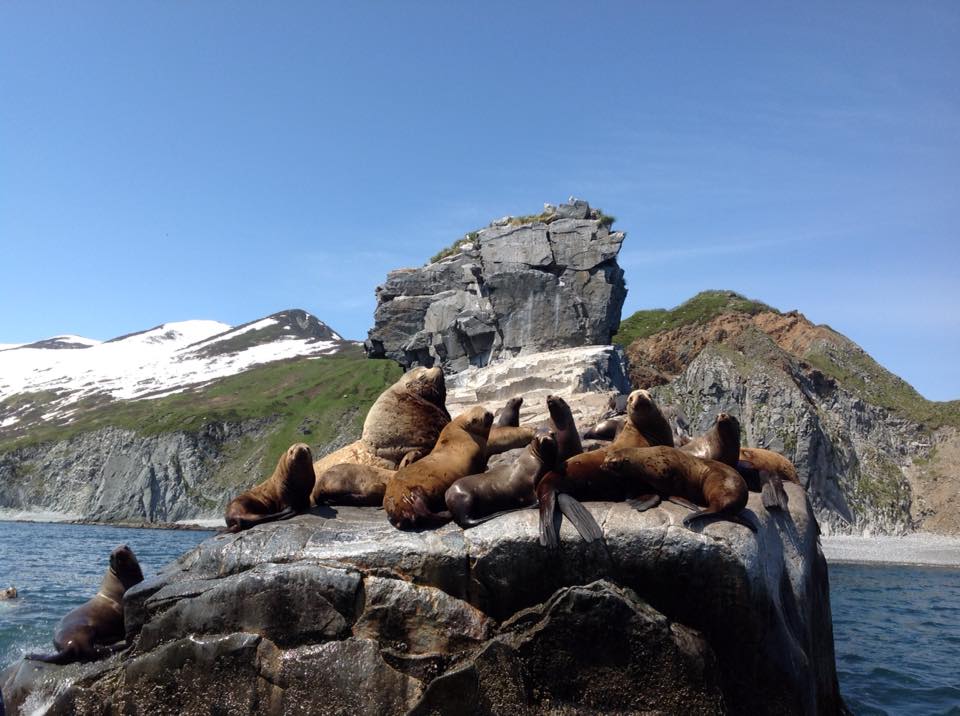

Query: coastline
[[820, 533, 960, 568], [0, 509, 218, 532]]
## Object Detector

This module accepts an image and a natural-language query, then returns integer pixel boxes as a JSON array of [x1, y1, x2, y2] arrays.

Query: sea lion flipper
[[683, 509, 758, 533], [760, 473, 790, 511], [626, 494, 661, 513], [538, 489, 561, 549], [667, 496, 700, 511], [25, 650, 73, 665], [556, 494, 603, 544]]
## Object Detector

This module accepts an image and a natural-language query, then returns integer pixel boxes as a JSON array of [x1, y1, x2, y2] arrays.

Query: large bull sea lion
[[313, 367, 450, 477], [27, 545, 144, 665], [446, 431, 559, 528], [603, 446, 756, 532], [383, 406, 493, 530], [224, 443, 315, 533]]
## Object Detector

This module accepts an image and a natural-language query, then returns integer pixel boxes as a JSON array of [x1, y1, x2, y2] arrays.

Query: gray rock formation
[[365, 200, 627, 372], [1, 485, 844, 714]]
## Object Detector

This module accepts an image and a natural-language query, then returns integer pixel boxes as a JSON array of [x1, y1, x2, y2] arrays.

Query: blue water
[[1, 523, 959, 714], [0, 521, 212, 666]]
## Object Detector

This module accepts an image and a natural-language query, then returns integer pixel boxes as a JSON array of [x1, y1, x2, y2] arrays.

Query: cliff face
[[365, 200, 627, 372], [621, 292, 959, 535]]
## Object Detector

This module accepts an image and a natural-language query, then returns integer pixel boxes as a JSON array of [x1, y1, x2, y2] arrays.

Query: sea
[[1, 521, 959, 715]]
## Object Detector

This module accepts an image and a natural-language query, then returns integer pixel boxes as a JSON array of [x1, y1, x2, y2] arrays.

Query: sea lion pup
[[738, 447, 801, 511], [225, 443, 315, 533], [546, 394, 583, 460], [495, 396, 523, 427], [1, 587, 16, 600], [27, 545, 144, 665], [583, 416, 624, 441], [313, 366, 450, 477], [602, 447, 756, 532], [680, 412, 741, 467], [446, 431, 559, 528], [383, 406, 493, 530]]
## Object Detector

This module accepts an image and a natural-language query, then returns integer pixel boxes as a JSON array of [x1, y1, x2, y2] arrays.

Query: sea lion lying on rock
[[27, 545, 144, 665], [312, 448, 425, 506], [536, 389, 676, 547], [224, 443, 315, 533], [583, 416, 624, 441], [680, 413, 741, 467], [383, 406, 493, 530], [738, 447, 801, 511], [487, 425, 536, 457], [313, 367, 450, 477], [603, 446, 756, 532], [446, 431, 559, 528]]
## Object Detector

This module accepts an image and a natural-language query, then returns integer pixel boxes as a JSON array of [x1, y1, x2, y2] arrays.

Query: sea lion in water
[[546, 394, 583, 460], [1, 587, 16, 600], [225, 443, 315, 533], [487, 425, 536, 456], [738, 447, 801, 511], [27, 545, 144, 665], [313, 367, 450, 477], [383, 406, 493, 530], [446, 431, 559, 528], [681, 413, 741, 467], [603, 446, 755, 532], [495, 397, 523, 427]]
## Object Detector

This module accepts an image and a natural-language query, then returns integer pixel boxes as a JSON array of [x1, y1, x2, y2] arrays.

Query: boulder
[[2, 485, 845, 714], [365, 200, 627, 372]]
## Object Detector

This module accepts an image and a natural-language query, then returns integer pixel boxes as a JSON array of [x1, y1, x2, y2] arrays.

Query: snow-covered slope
[[0, 309, 350, 427]]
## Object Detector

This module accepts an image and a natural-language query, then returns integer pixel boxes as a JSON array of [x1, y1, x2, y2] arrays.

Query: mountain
[[0, 310, 401, 524], [615, 290, 960, 535]]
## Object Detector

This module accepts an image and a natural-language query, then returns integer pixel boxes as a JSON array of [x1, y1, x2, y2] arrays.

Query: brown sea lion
[[495, 396, 523, 427], [603, 446, 756, 532], [1, 587, 17, 600], [27, 545, 144, 665], [383, 406, 493, 530], [583, 417, 624, 441], [225, 443, 315, 533], [680, 413, 741, 467], [546, 394, 583, 460], [487, 425, 536, 456], [738, 447, 801, 511], [311, 463, 393, 506], [446, 431, 559, 528], [615, 389, 674, 449], [313, 366, 450, 477]]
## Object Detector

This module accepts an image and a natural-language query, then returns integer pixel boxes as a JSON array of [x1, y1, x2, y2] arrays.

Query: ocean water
[[1, 522, 959, 715]]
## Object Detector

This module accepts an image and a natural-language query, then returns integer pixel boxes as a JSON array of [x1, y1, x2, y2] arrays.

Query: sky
[[1, 2, 958, 400]]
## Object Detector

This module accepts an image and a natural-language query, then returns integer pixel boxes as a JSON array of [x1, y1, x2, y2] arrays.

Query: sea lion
[[546, 394, 583, 460], [535, 389, 675, 546], [224, 443, 316, 533], [383, 406, 493, 530], [583, 417, 624, 441], [495, 397, 523, 427], [27, 545, 144, 665], [313, 367, 450, 477], [487, 425, 536, 456], [615, 389, 674, 449], [0, 587, 16, 600], [603, 446, 755, 532], [311, 463, 393, 506], [446, 431, 559, 528], [738, 447, 801, 511], [680, 413, 741, 467]]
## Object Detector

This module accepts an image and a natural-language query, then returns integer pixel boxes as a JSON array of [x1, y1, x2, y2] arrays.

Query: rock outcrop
[[365, 200, 627, 372], [1, 485, 844, 715]]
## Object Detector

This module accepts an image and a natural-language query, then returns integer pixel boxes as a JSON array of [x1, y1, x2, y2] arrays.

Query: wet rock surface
[[3, 486, 844, 715]]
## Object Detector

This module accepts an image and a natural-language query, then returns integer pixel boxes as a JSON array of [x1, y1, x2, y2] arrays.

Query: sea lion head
[[715, 413, 741, 441], [403, 366, 447, 409], [506, 397, 522, 410], [458, 406, 494, 438], [626, 389, 657, 417], [283, 442, 314, 474], [530, 431, 559, 471], [109, 545, 145, 590], [1, 587, 16, 599], [546, 395, 571, 427]]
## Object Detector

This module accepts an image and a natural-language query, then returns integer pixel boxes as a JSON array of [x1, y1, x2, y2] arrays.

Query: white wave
[[821, 533, 960, 567]]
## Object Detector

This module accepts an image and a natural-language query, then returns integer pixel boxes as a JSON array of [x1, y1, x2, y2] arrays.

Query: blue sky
[[1, 2, 958, 400]]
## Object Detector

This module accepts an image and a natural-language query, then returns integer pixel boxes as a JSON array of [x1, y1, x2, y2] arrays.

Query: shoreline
[[0, 511, 219, 532]]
